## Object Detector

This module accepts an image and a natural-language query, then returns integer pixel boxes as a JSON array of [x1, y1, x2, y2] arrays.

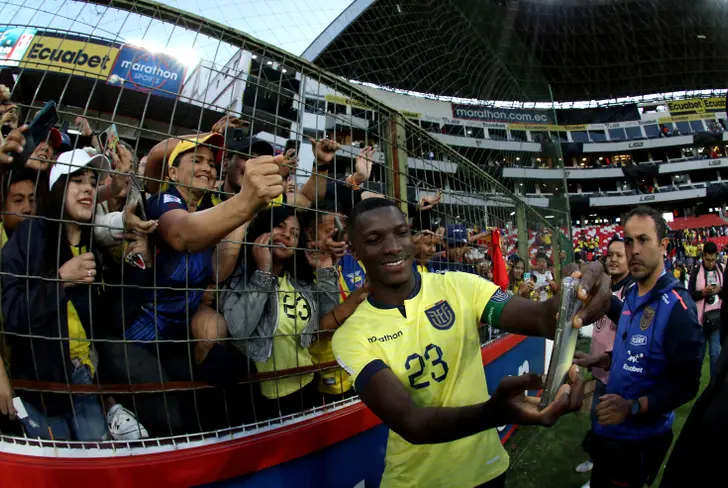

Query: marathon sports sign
[[451, 104, 554, 125], [108, 45, 186, 99], [20, 34, 119, 80], [667, 97, 725, 115]]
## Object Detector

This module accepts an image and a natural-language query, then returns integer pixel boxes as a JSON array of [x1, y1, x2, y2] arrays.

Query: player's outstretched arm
[[494, 261, 611, 339], [359, 364, 583, 445]]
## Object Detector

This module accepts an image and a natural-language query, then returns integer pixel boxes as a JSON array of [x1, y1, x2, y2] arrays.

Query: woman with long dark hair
[[222, 206, 339, 417], [508, 257, 534, 298], [1, 149, 148, 440]]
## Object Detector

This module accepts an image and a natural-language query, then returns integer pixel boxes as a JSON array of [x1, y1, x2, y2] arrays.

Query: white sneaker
[[107, 404, 149, 440], [575, 460, 594, 473], [580, 481, 590, 488]]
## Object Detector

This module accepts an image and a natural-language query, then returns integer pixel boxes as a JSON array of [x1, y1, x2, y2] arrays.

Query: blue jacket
[[597, 273, 703, 440]]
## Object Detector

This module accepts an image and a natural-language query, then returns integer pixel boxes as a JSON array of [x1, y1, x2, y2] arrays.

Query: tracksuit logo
[[623, 350, 645, 373]]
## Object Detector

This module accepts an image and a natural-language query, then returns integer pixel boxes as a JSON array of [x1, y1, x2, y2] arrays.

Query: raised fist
[[241, 154, 284, 209]]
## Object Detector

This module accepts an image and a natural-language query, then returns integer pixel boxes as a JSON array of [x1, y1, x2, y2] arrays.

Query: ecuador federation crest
[[640, 306, 655, 331], [424, 300, 456, 330]]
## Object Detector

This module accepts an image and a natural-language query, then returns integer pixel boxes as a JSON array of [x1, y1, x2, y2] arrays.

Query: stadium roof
[[303, 0, 728, 103]]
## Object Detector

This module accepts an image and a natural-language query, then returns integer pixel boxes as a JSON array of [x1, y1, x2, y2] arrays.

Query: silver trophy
[[539, 277, 582, 410]]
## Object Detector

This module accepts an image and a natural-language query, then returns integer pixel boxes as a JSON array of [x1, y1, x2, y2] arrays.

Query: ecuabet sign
[[20, 34, 119, 79], [108, 45, 186, 99]]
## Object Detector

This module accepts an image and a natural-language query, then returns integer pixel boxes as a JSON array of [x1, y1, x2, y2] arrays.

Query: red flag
[[488, 228, 509, 291]]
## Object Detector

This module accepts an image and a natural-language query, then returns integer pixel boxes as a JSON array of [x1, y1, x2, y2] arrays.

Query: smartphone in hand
[[10, 100, 58, 169], [334, 216, 345, 242]]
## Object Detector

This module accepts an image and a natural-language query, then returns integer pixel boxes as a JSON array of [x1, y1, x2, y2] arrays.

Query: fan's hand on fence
[[0, 369, 15, 420], [211, 114, 246, 134], [0, 125, 27, 165], [241, 155, 284, 209], [353, 146, 375, 183], [252, 233, 273, 272], [59, 252, 96, 286], [75, 116, 93, 137], [309, 137, 339, 170], [123, 202, 157, 234]]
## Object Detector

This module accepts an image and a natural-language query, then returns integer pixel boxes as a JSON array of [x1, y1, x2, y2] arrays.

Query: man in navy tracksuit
[[576, 206, 704, 488]]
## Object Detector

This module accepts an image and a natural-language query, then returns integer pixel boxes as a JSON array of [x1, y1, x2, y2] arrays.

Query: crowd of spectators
[[0, 85, 556, 442]]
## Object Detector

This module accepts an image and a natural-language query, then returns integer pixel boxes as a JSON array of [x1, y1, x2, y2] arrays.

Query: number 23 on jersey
[[405, 343, 449, 389]]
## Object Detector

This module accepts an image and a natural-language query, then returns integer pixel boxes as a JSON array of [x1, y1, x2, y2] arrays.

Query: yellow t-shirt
[[333, 272, 509, 488], [0, 223, 7, 249], [67, 245, 94, 374], [309, 334, 352, 396], [685, 245, 697, 258], [255, 274, 314, 399], [416, 263, 431, 274]]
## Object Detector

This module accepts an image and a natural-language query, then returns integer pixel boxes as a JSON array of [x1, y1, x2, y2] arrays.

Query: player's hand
[[309, 137, 339, 170], [252, 233, 273, 272], [571, 261, 612, 328], [490, 365, 584, 427], [240, 155, 284, 209], [0, 125, 27, 165], [353, 146, 375, 184], [595, 394, 631, 425], [59, 252, 96, 286], [573, 351, 611, 371]]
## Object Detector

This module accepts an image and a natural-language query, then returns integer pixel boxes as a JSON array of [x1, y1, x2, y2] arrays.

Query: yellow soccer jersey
[[332, 271, 510, 488]]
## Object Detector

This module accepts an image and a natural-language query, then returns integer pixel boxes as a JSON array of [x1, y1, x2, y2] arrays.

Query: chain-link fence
[[0, 0, 571, 447]]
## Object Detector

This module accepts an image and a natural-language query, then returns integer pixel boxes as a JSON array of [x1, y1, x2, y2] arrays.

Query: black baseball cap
[[224, 128, 274, 157]]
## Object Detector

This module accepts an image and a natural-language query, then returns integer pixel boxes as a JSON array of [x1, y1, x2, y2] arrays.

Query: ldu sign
[[20, 35, 119, 80]]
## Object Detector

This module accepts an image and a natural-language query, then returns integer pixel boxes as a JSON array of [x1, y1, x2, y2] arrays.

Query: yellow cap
[[167, 132, 224, 168]]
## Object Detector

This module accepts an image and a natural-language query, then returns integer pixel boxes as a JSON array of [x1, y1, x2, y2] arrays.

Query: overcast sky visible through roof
[[1, 0, 354, 69]]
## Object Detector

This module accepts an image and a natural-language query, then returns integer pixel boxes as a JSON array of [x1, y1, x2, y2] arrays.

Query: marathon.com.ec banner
[[108, 45, 186, 99], [451, 103, 554, 125]]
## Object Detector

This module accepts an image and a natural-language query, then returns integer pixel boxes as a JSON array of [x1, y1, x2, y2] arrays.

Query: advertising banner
[[667, 97, 725, 114], [108, 45, 186, 99], [452, 103, 554, 125], [20, 34, 119, 79], [324, 94, 370, 110], [0, 26, 36, 67]]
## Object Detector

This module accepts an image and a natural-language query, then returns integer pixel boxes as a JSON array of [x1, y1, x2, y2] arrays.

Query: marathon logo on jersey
[[368, 331, 403, 343], [425, 300, 456, 330], [630, 334, 648, 347], [623, 350, 645, 373]]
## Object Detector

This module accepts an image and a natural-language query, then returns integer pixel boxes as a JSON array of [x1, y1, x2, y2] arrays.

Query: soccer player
[[333, 198, 612, 488]]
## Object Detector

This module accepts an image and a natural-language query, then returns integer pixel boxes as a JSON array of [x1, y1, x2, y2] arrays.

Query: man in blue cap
[[430, 223, 477, 274]]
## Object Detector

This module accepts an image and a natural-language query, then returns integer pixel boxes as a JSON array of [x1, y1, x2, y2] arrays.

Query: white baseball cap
[[49, 149, 112, 190]]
